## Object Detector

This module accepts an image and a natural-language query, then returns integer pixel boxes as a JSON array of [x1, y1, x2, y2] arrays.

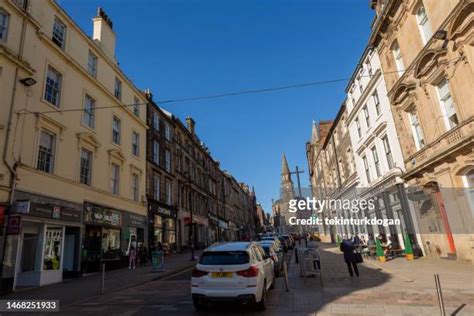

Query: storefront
[[208, 213, 219, 244], [3, 193, 82, 290], [182, 212, 208, 250], [82, 202, 147, 272], [218, 219, 228, 242], [148, 203, 177, 254]]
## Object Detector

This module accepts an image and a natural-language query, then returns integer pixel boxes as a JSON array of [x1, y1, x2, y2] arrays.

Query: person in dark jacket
[[340, 239, 359, 277]]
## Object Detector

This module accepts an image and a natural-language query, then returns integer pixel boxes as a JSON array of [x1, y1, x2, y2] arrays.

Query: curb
[[64, 261, 197, 308]]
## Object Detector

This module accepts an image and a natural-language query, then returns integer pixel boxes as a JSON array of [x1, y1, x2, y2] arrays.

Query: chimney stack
[[93, 7, 116, 60], [186, 116, 195, 135]]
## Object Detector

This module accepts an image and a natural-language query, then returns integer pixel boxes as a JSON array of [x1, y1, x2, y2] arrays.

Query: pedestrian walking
[[129, 245, 137, 269], [340, 239, 359, 277], [141, 246, 148, 266]]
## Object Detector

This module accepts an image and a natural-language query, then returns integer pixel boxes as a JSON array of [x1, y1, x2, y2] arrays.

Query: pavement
[[3, 243, 474, 315], [2, 250, 201, 308]]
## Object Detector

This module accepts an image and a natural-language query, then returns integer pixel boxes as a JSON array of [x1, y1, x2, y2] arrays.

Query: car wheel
[[255, 281, 267, 311], [193, 298, 206, 311]]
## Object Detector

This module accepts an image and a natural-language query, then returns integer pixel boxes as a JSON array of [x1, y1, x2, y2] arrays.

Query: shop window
[[101, 228, 121, 260], [43, 226, 63, 270]]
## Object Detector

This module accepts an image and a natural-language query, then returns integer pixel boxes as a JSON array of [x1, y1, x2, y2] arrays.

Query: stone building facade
[[345, 45, 423, 252], [370, 0, 473, 262], [0, 1, 148, 290]]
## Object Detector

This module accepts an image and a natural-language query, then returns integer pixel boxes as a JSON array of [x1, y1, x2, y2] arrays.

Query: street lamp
[[19, 77, 37, 87]]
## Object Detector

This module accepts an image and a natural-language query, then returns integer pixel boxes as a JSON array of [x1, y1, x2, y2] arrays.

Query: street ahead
[[53, 243, 474, 316]]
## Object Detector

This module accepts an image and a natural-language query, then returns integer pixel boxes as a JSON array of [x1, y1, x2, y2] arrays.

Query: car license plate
[[211, 272, 233, 278]]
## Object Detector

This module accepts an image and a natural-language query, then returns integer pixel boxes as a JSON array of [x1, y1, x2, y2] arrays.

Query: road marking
[[161, 267, 195, 281]]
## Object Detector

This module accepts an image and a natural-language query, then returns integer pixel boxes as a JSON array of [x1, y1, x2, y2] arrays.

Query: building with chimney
[[369, 0, 473, 262], [306, 120, 334, 240], [0, 1, 148, 290], [145, 93, 178, 253]]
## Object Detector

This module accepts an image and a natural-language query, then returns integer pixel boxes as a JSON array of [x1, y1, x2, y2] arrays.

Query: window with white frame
[[391, 41, 405, 76], [436, 79, 458, 130], [44, 66, 62, 107], [153, 174, 160, 200], [0, 9, 9, 41], [83, 94, 95, 129], [366, 59, 373, 77], [80, 148, 92, 185], [356, 117, 361, 138], [87, 50, 97, 78], [153, 141, 160, 165], [408, 111, 425, 150], [37, 130, 56, 173], [52, 18, 66, 49], [363, 105, 370, 128], [363, 155, 371, 183], [112, 116, 121, 144], [133, 97, 140, 117], [152, 112, 159, 130], [416, 4, 432, 45], [132, 132, 139, 156], [114, 77, 122, 100], [131, 173, 139, 202], [165, 123, 171, 141], [165, 179, 172, 205], [373, 90, 380, 116], [371, 146, 381, 178], [111, 163, 120, 194], [357, 73, 363, 94], [165, 149, 171, 172], [382, 135, 394, 169]]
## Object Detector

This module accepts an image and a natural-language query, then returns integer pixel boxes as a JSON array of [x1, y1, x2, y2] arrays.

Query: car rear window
[[199, 251, 250, 265]]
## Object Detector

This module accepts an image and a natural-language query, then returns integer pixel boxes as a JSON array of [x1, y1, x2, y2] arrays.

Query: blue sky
[[59, 0, 375, 214]]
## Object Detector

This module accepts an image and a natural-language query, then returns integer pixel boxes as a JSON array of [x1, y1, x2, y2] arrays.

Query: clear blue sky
[[59, 0, 375, 214]]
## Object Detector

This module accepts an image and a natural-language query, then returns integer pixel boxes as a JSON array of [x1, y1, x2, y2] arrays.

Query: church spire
[[281, 153, 290, 176], [311, 120, 320, 143]]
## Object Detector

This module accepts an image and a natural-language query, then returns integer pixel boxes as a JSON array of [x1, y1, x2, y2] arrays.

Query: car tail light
[[192, 268, 208, 278], [236, 266, 259, 277]]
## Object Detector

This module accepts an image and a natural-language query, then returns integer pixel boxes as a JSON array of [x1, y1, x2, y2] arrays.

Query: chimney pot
[[186, 116, 195, 135]]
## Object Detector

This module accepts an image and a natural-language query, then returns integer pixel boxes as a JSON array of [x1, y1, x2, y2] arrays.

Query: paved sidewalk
[[265, 243, 474, 316], [2, 250, 200, 307]]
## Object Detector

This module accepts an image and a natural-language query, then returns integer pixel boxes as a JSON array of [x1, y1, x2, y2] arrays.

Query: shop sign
[[84, 204, 121, 226], [151, 204, 176, 218], [17, 200, 31, 214], [52, 206, 60, 219], [122, 212, 147, 228], [6, 215, 21, 235], [15, 201, 81, 222]]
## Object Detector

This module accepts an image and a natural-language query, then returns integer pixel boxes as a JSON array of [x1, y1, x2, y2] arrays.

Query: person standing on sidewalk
[[129, 245, 137, 270], [340, 239, 359, 277]]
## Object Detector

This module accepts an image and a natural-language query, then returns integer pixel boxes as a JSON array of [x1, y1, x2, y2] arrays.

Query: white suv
[[191, 242, 275, 310]]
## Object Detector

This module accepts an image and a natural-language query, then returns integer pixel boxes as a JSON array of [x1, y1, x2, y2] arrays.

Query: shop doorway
[[63, 227, 80, 278]]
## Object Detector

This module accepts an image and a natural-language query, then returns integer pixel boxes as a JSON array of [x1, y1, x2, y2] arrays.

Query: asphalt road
[[58, 251, 294, 315]]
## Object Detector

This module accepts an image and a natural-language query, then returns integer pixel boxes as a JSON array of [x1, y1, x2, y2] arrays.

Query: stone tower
[[280, 154, 295, 201]]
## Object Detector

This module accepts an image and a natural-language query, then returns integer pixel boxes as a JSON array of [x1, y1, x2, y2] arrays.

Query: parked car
[[260, 236, 282, 250], [258, 241, 283, 276], [191, 242, 275, 311]]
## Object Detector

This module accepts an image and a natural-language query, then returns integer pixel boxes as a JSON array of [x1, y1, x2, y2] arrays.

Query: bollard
[[295, 247, 299, 264], [434, 274, 446, 316], [100, 263, 105, 295], [283, 261, 289, 292]]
